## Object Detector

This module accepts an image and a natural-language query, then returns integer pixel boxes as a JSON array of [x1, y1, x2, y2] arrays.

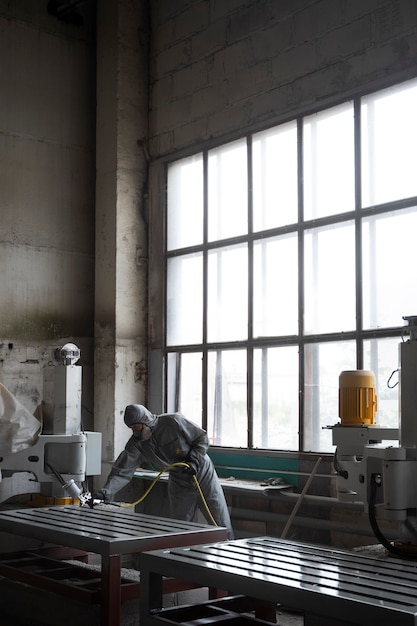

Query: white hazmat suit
[[97, 405, 234, 538]]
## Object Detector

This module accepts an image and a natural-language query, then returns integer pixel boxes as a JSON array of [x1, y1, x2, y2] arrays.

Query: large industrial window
[[165, 77, 417, 453]]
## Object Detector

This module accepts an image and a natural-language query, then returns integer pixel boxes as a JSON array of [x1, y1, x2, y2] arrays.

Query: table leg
[[101, 554, 122, 626], [140, 568, 163, 624]]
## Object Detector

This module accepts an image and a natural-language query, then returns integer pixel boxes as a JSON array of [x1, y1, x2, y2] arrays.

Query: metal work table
[[0, 506, 227, 626], [140, 536, 417, 626]]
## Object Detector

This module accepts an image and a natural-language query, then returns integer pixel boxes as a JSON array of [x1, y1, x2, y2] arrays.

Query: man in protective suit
[[95, 404, 234, 538]]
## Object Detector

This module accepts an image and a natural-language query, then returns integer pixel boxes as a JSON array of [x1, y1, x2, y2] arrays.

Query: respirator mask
[[133, 425, 152, 441]]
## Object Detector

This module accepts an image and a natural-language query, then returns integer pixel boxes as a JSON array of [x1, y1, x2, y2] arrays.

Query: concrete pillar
[[94, 0, 149, 482]]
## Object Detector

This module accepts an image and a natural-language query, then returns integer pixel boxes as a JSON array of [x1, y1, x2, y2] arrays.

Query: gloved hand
[[183, 460, 198, 475], [93, 490, 110, 503]]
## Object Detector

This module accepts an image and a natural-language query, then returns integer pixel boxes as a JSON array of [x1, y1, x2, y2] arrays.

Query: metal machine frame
[[333, 316, 417, 552], [0, 344, 101, 504]]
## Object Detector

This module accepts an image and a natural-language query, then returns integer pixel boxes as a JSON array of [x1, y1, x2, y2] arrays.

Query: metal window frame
[[162, 82, 417, 453]]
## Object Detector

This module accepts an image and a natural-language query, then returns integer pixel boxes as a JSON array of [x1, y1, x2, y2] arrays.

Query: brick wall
[[148, 0, 417, 158]]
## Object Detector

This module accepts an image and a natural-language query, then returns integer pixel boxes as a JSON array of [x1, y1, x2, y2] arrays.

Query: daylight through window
[[165, 78, 417, 453]]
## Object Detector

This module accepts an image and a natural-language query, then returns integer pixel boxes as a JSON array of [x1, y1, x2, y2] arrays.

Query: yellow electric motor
[[338, 370, 377, 426]]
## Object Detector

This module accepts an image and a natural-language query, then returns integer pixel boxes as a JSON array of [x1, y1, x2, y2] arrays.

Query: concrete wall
[[0, 0, 96, 422], [148, 0, 417, 160], [0, 0, 149, 488]]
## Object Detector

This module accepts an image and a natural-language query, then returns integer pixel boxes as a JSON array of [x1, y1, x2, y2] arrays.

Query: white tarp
[[0, 383, 41, 455]]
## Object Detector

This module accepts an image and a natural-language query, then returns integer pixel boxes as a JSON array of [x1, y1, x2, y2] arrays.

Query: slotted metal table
[[140, 536, 417, 626], [0, 506, 227, 626]]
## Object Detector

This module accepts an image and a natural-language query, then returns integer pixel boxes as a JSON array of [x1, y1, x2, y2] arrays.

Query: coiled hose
[[119, 461, 218, 526], [369, 472, 417, 560]]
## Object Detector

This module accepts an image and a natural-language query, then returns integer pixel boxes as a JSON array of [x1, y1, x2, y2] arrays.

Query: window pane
[[167, 253, 203, 346], [252, 122, 298, 231], [362, 79, 417, 207], [362, 208, 417, 329], [207, 244, 248, 342], [253, 234, 298, 337], [208, 139, 248, 241], [303, 102, 355, 220], [363, 338, 399, 429], [304, 222, 355, 334], [179, 352, 203, 426], [304, 340, 356, 452], [207, 349, 247, 447], [253, 346, 299, 449], [167, 154, 203, 250]]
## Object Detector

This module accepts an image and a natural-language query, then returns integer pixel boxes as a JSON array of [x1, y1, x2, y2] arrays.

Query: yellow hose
[[119, 461, 218, 526]]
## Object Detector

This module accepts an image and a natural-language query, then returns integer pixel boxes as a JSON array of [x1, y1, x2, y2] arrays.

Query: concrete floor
[[276, 608, 304, 625]]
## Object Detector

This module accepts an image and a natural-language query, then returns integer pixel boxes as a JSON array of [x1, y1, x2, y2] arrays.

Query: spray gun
[[45, 462, 92, 506], [45, 462, 120, 508]]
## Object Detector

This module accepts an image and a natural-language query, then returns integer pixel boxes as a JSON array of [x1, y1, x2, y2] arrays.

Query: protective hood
[[124, 404, 157, 429]]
